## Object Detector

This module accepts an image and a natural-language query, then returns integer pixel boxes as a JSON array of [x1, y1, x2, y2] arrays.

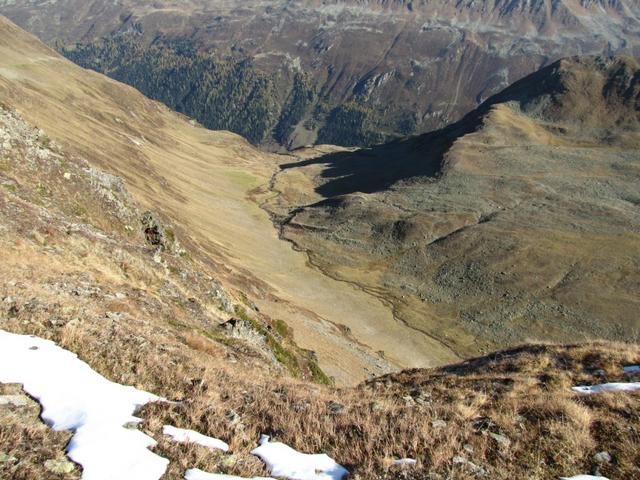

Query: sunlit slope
[[0, 16, 458, 384]]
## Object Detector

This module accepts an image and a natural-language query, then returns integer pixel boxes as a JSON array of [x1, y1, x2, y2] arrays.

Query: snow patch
[[0, 330, 169, 480], [393, 458, 417, 465], [163, 425, 229, 451], [572, 383, 640, 394], [185, 469, 273, 480], [250, 435, 348, 480], [560, 475, 609, 480], [623, 365, 640, 374]]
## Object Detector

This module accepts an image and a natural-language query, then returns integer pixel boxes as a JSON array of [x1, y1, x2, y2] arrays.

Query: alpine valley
[[0, 5, 639, 480]]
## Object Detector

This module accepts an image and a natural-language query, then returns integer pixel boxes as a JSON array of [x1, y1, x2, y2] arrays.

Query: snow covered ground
[[0, 330, 169, 480], [185, 469, 274, 480], [572, 383, 640, 394], [560, 475, 609, 480], [4, 329, 627, 480], [250, 435, 349, 480], [164, 425, 230, 451], [393, 458, 417, 465], [0, 330, 349, 480]]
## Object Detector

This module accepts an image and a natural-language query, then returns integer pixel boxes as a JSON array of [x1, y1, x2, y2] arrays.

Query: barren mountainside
[[266, 54, 640, 359], [1, 0, 639, 148]]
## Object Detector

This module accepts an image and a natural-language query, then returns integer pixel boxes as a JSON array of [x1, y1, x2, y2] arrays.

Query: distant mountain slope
[[0, 0, 638, 148], [266, 55, 640, 358]]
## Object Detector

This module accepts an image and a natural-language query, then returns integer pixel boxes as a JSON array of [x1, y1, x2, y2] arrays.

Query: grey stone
[[402, 395, 415, 405], [105, 311, 126, 320], [44, 459, 75, 474], [594, 451, 612, 464], [226, 409, 241, 424], [452, 456, 487, 476], [431, 419, 447, 428], [328, 401, 345, 414], [0, 395, 28, 407], [489, 432, 511, 448]]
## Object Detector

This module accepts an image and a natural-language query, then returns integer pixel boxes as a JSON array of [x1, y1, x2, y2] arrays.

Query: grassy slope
[[0, 18, 638, 480], [267, 57, 640, 360], [0, 16, 461, 385]]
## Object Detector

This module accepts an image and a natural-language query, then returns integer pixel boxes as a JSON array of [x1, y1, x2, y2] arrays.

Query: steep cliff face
[[1, 0, 638, 148]]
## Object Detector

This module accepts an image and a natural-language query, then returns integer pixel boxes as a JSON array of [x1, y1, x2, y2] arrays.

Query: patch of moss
[[234, 306, 300, 376], [36, 183, 50, 197], [163, 227, 175, 244], [198, 327, 241, 348], [308, 358, 333, 386], [39, 134, 51, 148], [274, 319, 292, 339], [72, 204, 87, 217], [268, 335, 300, 376]]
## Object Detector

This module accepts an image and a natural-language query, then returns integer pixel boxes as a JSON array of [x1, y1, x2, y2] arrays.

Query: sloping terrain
[[266, 55, 640, 359], [0, 14, 463, 386], [0, 16, 639, 480], [1, 0, 639, 148]]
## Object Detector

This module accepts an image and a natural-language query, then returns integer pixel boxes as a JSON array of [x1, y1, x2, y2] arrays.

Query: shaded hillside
[[62, 34, 312, 145], [266, 55, 640, 359], [1, 0, 639, 148]]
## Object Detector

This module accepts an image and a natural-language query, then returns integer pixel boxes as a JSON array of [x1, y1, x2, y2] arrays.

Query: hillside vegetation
[[0, 16, 639, 480], [3, 0, 639, 148], [1, 105, 638, 479], [267, 55, 640, 359]]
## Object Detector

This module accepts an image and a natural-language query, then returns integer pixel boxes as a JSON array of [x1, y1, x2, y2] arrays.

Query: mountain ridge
[[265, 54, 640, 359], [2, 0, 638, 148]]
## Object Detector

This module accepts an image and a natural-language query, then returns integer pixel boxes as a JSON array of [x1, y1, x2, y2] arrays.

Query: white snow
[[393, 458, 417, 465], [560, 476, 609, 480], [0, 330, 169, 480], [250, 435, 348, 480], [185, 469, 273, 480], [572, 383, 640, 394], [163, 425, 229, 451], [623, 365, 640, 374]]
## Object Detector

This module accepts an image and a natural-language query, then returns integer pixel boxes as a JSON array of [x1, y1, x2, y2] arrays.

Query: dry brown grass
[[125, 342, 640, 480], [2, 176, 639, 479], [0, 385, 78, 480], [0, 34, 639, 480]]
